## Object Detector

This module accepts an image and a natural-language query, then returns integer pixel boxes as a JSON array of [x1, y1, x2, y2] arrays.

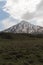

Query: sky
[[0, 0, 43, 31]]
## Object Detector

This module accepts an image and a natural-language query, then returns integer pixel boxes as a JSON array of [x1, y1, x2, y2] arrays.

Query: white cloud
[[3, 20, 15, 29], [34, 17, 43, 26], [2, 17, 18, 29], [1, 0, 43, 28], [28, 16, 43, 26], [33, 9, 43, 26], [4, 0, 41, 19]]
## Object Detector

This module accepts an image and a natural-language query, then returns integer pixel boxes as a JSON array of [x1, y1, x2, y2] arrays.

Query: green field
[[0, 33, 43, 65]]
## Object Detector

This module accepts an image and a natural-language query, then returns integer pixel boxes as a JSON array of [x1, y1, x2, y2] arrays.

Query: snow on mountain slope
[[3, 20, 43, 34]]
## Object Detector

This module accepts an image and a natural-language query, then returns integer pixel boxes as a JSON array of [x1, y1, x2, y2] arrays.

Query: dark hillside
[[0, 32, 43, 39]]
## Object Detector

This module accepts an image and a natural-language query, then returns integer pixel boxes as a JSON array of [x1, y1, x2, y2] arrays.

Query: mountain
[[3, 20, 43, 34]]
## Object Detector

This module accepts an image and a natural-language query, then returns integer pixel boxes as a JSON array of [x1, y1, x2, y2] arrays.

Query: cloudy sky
[[0, 0, 43, 31]]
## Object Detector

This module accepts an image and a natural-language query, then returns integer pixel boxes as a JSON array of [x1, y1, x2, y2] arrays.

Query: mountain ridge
[[2, 20, 43, 34]]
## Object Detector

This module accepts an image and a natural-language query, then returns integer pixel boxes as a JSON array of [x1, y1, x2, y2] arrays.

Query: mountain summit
[[3, 20, 43, 34]]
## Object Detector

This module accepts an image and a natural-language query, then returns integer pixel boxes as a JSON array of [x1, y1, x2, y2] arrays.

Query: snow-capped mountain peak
[[3, 20, 43, 34]]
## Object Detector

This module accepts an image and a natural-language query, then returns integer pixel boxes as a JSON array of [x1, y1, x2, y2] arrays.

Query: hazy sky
[[0, 0, 43, 31]]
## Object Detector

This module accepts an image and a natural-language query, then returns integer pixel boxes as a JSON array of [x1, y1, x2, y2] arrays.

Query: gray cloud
[[22, 12, 35, 20], [22, 0, 43, 21], [37, 0, 43, 11], [35, 0, 43, 18], [14, 0, 19, 3], [21, 0, 43, 26]]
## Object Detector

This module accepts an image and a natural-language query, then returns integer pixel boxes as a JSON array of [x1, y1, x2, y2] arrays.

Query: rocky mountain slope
[[3, 20, 43, 34]]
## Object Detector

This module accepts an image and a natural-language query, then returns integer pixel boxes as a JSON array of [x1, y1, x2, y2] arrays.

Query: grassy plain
[[0, 33, 43, 65]]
